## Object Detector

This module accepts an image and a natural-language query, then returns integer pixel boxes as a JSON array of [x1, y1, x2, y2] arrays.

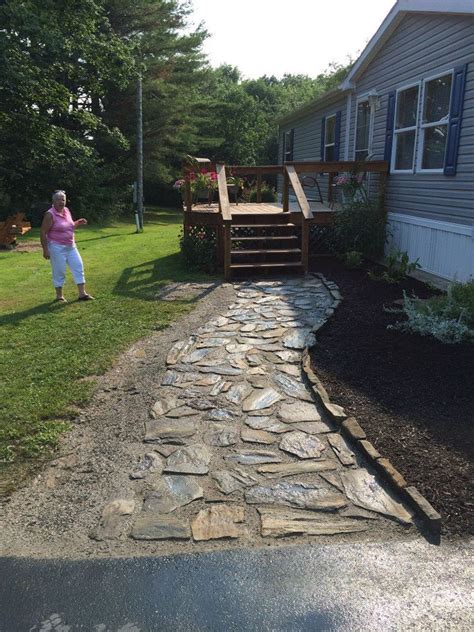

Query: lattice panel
[[309, 225, 334, 255]]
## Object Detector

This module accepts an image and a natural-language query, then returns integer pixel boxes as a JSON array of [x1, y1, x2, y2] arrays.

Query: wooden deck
[[182, 159, 388, 279]]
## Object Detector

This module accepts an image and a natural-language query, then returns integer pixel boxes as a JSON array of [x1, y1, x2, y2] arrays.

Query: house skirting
[[387, 213, 474, 283]]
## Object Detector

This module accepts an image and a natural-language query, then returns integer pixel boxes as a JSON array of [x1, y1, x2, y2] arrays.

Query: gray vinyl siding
[[350, 13, 474, 225], [278, 97, 347, 203]]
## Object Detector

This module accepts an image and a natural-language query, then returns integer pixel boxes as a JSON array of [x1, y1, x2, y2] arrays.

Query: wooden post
[[283, 169, 289, 212], [256, 168, 262, 203], [328, 173, 334, 208], [301, 219, 309, 274], [185, 180, 192, 212], [223, 221, 231, 280]]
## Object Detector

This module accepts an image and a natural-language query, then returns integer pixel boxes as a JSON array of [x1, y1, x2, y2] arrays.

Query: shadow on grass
[[0, 301, 67, 327], [113, 252, 219, 302]]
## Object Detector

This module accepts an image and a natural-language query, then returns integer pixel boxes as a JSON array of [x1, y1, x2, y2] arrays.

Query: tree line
[[0, 0, 349, 223]]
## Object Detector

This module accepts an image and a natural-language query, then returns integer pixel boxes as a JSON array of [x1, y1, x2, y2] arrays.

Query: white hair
[[52, 190, 66, 201]]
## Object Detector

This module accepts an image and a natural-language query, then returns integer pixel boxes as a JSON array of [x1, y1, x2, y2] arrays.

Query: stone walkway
[[96, 276, 413, 543]]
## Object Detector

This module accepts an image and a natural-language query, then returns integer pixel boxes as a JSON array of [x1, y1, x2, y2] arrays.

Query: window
[[324, 114, 336, 161], [418, 72, 453, 171], [283, 129, 294, 162], [392, 84, 420, 171], [355, 99, 372, 161]]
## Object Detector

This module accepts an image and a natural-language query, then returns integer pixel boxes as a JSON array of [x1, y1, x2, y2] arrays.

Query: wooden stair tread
[[230, 262, 303, 269], [231, 223, 297, 228], [231, 248, 301, 255], [231, 235, 298, 241]]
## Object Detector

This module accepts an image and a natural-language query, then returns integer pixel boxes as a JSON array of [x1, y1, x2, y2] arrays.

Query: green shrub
[[249, 184, 277, 203], [387, 281, 474, 344], [369, 249, 420, 284], [344, 250, 363, 268], [329, 192, 387, 259], [179, 227, 217, 273]]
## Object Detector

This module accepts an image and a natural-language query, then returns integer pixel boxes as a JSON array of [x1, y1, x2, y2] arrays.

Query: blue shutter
[[289, 129, 294, 161], [320, 117, 326, 161], [384, 91, 396, 164], [444, 64, 467, 176], [334, 111, 342, 160]]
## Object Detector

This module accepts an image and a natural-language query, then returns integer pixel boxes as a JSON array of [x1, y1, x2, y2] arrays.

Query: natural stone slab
[[182, 348, 213, 364], [211, 468, 259, 495], [245, 416, 290, 434], [225, 450, 282, 465], [275, 350, 300, 363], [404, 486, 441, 532], [95, 498, 135, 540], [241, 428, 277, 445], [226, 382, 252, 404], [187, 397, 215, 411], [279, 431, 326, 459], [327, 433, 356, 466], [340, 506, 379, 520], [258, 507, 369, 537], [204, 424, 238, 447], [320, 472, 344, 493], [278, 401, 321, 423], [131, 514, 191, 540], [324, 402, 347, 421], [214, 316, 230, 327], [153, 445, 178, 458], [196, 365, 242, 376], [207, 408, 237, 422], [242, 387, 282, 412], [164, 444, 211, 475], [294, 421, 333, 434], [245, 482, 346, 511], [165, 406, 199, 418], [273, 373, 313, 402], [278, 364, 301, 377], [241, 323, 256, 332], [144, 419, 197, 443], [166, 340, 189, 365], [257, 460, 338, 478], [341, 417, 366, 441], [151, 396, 178, 418], [196, 337, 232, 348], [226, 343, 253, 354], [340, 469, 412, 524], [162, 370, 179, 385], [130, 452, 163, 479], [283, 329, 315, 350], [192, 505, 245, 541], [141, 476, 203, 514]]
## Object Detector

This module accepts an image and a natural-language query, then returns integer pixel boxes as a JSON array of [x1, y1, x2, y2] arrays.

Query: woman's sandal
[[55, 297, 68, 303], [78, 294, 95, 301]]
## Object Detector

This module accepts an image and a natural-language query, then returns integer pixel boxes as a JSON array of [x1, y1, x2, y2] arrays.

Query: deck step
[[230, 261, 303, 270], [231, 235, 298, 242], [231, 248, 301, 256], [231, 223, 297, 229]]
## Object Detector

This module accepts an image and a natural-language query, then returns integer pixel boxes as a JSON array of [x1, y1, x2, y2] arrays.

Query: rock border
[[302, 273, 442, 536]]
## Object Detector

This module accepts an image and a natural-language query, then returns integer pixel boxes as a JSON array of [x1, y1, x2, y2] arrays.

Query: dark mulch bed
[[309, 257, 473, 538]]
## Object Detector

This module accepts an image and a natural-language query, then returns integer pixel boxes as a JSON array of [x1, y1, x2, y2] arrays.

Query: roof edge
[[277, 87, 350, 127], [342, 0, 474, 88]]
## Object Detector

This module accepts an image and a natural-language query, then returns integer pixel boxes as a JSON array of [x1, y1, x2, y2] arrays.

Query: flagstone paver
[[96, 275, 414, 542]]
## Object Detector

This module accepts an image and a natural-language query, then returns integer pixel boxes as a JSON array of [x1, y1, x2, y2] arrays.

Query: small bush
[[329, 192, 387, 259], [344, 250, 363, 268], [369, 249, 420, 284], [249, 184, 277, 203], [388, 282, 474, 344], [179, 227, 217, 273]]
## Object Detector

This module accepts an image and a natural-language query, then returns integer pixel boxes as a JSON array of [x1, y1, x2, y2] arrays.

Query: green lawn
[[0, 209, 213, 479]]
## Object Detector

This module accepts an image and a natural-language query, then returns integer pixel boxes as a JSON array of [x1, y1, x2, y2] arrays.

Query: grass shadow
[[113, 252, 218, 302], [0, 301, 68, 327]]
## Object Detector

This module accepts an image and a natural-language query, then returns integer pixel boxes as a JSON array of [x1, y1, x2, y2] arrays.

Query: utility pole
[[136, 74, 144, 231]]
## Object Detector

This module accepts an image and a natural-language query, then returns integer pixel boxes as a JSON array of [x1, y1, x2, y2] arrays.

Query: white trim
[[390, 81, 421, 174], [353, 94, 375, 161], [416, 69, 454, 173], [344, 93, 352, 161], [388, 212, 474, 237]]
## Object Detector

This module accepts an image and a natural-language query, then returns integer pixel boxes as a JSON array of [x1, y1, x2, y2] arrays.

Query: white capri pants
[[48, 242, 85, 288]]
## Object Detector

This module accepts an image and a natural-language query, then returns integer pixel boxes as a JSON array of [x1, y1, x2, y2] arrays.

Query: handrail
[[285, 160, 389, 173], [285, 165, 313, 220], [216, 163, 232, 221]]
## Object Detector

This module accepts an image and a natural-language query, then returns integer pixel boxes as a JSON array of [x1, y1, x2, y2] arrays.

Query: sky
[[189, 0, 396, 79]]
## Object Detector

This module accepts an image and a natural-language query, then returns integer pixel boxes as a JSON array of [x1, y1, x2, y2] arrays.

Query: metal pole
[[136, 74, 144, 230]]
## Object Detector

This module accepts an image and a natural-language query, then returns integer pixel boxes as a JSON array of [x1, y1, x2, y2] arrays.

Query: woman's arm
[[74, 218, 88, 227], [40, 212, 53, 259]]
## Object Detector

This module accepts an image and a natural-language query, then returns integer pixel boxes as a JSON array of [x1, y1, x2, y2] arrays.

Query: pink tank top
[[47, 207, 75, 246]]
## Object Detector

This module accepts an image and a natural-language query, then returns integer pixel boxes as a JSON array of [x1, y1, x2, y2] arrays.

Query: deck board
[[191, 201, 334, 215]]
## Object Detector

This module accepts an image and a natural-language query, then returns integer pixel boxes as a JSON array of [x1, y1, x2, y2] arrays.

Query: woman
[[40, 190, 94, 302]]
